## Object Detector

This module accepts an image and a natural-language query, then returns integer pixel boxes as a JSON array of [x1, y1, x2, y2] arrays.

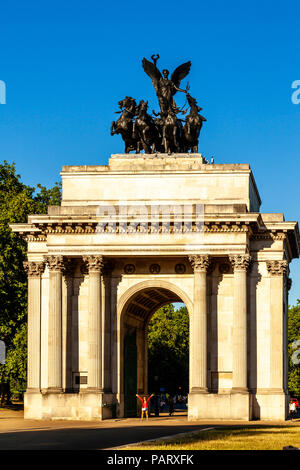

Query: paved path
[[0, 410, 299, 450], [0, 411, 202, 450]]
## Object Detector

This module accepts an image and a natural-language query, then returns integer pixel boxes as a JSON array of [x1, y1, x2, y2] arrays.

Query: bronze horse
[[110, 96, 139, 153], [160, 108, 182, 154], [134, 100, 162, 153], [182, 94, 206, 153]]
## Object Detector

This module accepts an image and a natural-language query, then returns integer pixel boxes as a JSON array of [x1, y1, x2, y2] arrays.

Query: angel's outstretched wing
[[142, 58, 162, 92], [171, 61, 191, 95]]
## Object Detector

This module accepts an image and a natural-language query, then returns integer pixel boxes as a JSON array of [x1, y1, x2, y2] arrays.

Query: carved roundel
[[175, 263, 186, 274], [149, 263, 161, 274], [124, 264, 136, 274], [219, 263, 230, 274]]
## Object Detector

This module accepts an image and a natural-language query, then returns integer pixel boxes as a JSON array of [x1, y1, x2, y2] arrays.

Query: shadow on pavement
[[0, 423, 204, 450]]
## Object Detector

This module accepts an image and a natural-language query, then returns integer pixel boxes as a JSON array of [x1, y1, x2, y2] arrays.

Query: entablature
[[10, 212, 300, 261]]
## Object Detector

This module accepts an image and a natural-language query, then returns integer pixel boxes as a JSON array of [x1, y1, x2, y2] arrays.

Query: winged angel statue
[[111, 54, 206, 154], [142, 54, 191, 114]]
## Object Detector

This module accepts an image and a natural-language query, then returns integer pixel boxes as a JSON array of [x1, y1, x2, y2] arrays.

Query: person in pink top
[[136, 393, 154, 420]]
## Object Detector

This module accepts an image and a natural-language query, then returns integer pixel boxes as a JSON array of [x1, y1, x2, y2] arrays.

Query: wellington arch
[[11, 153, 300, 421]]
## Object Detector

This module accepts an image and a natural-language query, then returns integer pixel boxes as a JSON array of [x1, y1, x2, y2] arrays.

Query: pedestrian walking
[[292, 398, 299, 418], [289, 399, 296, 420], [136, 394, 154, 420], [168, 395, 175, 416]]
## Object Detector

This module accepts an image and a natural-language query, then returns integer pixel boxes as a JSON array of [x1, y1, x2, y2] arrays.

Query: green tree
[[147, 304, 189, 394], [0, 161, 61, 403], [288, 300, 300, 397]]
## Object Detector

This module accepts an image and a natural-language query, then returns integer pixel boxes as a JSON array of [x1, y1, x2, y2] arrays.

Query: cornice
[[11, 219, 254, 237], [9, 217, 300, 261]]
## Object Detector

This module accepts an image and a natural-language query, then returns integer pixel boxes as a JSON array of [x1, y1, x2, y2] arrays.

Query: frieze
[[149, 263, 161, 274], [175, 263, 186, 274], [124, 264, 136, 274], [219, 263, 231, 274]]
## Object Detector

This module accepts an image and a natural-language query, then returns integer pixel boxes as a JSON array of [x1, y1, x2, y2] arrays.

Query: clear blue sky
[[1, 0, 300, 304]]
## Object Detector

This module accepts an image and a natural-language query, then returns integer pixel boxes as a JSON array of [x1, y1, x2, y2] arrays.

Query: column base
[[231, 387, 249, 394], [252, 391, 288, 420], [83, 387, 104, 394], [188, 392, 251, 420], [41, 387, 63, 394], [190, 387, 208, 394]]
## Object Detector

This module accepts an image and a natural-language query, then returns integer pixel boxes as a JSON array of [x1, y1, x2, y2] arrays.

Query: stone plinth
[[60, 154, 261, 212], [24, 391, 116, 420], [188, 392, 251, 421]]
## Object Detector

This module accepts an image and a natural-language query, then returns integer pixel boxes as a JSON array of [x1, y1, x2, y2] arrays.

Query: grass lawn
[[125, 425, 300, 450]]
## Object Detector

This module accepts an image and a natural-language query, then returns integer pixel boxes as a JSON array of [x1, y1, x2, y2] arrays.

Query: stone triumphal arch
[[12, 153, 300, 421]]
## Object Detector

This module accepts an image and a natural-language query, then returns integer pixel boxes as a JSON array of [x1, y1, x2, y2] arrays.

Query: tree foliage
[[147, 304, 189, 394], [0, 161, 61, 401], [288, 300, 300, 397]]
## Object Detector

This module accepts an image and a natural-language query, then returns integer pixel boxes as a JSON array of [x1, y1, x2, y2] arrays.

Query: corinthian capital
[[44, 255, 65, 272], [23, 261, 45, 277], [82, 255, 104, 273], [188, 255, 210, 272], [229, 254, 251, 271], [266, 260, 288, 276]]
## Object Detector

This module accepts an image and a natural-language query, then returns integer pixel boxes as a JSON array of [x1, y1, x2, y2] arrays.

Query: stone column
[[136, 327, 145, 394], [285, 277, 292, 391], [83, 255, 104, 392], [189, 255, 210, 393], [102, 261, 114, 393], [45, 255, 65, 392], [229, 254, 251, 392], [23, 261, 45, 391], [62, 258, 75, 392], [266, 260, 288, 390], [110, 275, 121, 395]]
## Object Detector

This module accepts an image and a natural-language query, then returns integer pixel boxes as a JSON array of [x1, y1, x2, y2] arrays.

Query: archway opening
[[148, 303, 189, 408], [122, 286, 189, 417]]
